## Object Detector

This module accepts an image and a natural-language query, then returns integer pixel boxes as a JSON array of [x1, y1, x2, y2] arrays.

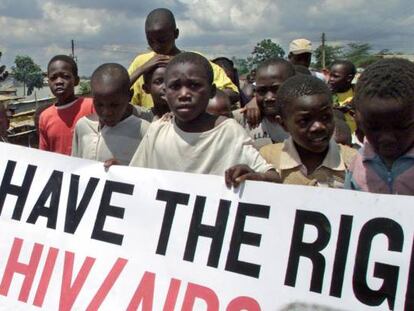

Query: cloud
[[0, 0, 413, 76]]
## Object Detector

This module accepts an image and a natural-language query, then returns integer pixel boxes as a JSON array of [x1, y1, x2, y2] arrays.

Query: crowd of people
[[2, 8, 413, 195]]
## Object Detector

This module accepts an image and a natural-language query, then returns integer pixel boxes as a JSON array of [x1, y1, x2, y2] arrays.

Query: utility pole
[[70, 39, 77, 63], [321, 32, 326, 69]]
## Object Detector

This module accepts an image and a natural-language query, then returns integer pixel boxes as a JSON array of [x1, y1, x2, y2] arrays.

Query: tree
[[78, 80, 91, 95], [313, 44, 344, 69], [11, 55, 44, 95], [0, 51, 8, 82], [342, 43, 379, 68], [231, 57, 249, 76], [248, 39, 285, 69]]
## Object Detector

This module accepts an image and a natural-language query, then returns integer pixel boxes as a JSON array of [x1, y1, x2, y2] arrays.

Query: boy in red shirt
[[39, 55, 94, 155]]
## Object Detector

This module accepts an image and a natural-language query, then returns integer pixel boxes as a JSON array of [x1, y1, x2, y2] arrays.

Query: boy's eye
[[321, 113, 333, 121], [189, 82, 201, 89], [153, 78, 164, 85], [297, 119, 309, 127], [167, 82, 180, 90]]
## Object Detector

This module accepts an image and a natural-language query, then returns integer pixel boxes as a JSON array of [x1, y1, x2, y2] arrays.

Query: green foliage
[[11, 55, 44, 95], [0, 51, 8, 82], [313, 44, 344, 69], [248, 39, 285, 69], [78, 80, 91, 95], [342, 43, 380, 68], [232, 57, 249, 76]]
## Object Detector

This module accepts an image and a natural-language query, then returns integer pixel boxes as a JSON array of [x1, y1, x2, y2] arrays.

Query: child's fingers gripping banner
[[0, 142, 413, 311]]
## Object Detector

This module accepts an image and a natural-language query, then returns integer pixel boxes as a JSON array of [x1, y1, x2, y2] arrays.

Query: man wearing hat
[[288, 38, 313, 68], [288, 38, 325, 80]]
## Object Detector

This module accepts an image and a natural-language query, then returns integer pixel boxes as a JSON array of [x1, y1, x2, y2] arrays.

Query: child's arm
[[225, 164, 281, 188], [240, 97, 261, 128], [38, 115, 49, 151], [129, 55, 170, 87]]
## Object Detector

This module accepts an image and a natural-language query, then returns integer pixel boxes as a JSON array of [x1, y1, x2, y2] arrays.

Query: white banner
[[0, 142, 413, 311]]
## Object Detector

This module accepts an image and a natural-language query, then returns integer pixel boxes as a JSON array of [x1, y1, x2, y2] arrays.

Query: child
[[328, 60, 357, 133], [129, 52, 279, 186], [141, 64, 170, 121], [72, 63, 149, 166], [345, 58, 414, 195], [233, 58, 293, 149], [39, 55, 94, 155], [128, 8, 238, 108], [206, 89, 232, 118], [260, 75, 357, 187]]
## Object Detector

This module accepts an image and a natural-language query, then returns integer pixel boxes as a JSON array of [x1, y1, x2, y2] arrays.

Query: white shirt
[[72, 114, 149, 165], [129, 118, 273, 176]]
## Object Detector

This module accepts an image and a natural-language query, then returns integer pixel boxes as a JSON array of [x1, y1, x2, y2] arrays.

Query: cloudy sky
[[1, 0, 414, 76]]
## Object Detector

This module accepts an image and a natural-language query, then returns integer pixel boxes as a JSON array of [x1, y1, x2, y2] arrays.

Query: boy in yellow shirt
[[128, 8, 238, 108]]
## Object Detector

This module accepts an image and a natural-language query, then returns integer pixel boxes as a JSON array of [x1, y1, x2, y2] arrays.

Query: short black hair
[[91, 63, 130, 93], [354, 58, 414, 110], [211, 57, 234, 72], [277, 75, 332, 117], [145, 8, 176, 31], [257, 57, 296, 79], [330, 59, 356, 76], [47, 55, 78, 77], [165, 52, 214, 85], [143, 63, 167, 85]]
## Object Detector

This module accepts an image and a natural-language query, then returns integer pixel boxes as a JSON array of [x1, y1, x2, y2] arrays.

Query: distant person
[[141, 64, 171, 121], [130, 52, 280, 187], [328, 60, 357, 132], [128, 8, 239, 108], [212, 56, 249, 107], [39, 55, 94, 155], [207, 89, 232, 118], [0, 103, 9, 142], [233, 58, 293, 149], [72, 63, 149, 166], [345, 58, 414, 195], [260, 75, 357, 188], [288, 38, 325, 80]]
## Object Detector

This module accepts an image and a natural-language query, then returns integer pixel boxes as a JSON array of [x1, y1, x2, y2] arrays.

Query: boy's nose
[[310, 121, 326, 132]]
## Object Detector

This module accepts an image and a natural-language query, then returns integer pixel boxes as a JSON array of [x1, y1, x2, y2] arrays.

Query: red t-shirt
[[39, 97, 94, 155]]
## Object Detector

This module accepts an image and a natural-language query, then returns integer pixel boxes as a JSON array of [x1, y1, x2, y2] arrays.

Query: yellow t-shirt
[[128, 51, 239, 108], [333, 88, 356, 133]]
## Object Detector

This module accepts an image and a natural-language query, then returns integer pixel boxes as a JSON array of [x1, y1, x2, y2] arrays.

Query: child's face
[[282, 94, 335, 153], [328, 64, 352, 93], [357, 96, 414, 162], [47, 60, 79, 102], [165, 62, 214, 123], [145, 67, 168, 108], [146, 22, 177, 55], [92, 82, 130, 127], [255, 64, 291, 118]]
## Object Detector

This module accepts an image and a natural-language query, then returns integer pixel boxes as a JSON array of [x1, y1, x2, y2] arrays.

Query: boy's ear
[[210, 84, 217, 99], [174, 28, 179, 39], [74, 76, 80, 87], [142, 83, 150, 94]]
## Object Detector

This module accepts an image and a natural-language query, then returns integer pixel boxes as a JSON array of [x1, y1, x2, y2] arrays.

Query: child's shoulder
[[259, 142, 285, 161]]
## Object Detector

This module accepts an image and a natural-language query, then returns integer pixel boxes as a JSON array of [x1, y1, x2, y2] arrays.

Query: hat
[[289, 39, 312, 55]]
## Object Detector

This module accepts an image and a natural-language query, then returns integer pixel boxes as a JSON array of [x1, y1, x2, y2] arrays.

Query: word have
[[0, 160, 133, 246]]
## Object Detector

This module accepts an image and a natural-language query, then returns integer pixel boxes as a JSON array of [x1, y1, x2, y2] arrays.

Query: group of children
[[34, 8, 414, 195]]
